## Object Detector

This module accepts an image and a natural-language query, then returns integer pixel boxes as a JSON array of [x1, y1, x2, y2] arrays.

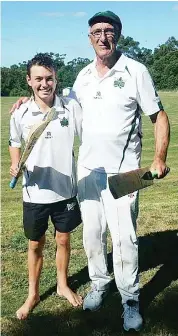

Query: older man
[[70, 11, 170, 331]]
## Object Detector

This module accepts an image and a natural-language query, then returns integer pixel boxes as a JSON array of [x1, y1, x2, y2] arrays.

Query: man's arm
[[149, 110, 170, 178], [136, 66, 170, 178], [9, 110, 22, 176], [9, 147, 21, 177]]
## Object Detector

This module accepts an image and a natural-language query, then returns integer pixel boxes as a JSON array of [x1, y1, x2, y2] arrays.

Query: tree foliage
[[118, 35, 154, 67], [149, 37, 178, 90], [1, 37, 178, 96], [58, 57, 90, 92]]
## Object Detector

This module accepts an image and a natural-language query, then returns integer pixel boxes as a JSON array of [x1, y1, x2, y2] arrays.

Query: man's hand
[[9, 97, 30, 114], [10, 164, 20, 177], [150, 158, 170, 179]]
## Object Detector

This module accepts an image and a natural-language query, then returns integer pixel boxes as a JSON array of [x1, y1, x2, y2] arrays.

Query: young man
[[9, 53, 83, 320], [70, 11, 170, 332]]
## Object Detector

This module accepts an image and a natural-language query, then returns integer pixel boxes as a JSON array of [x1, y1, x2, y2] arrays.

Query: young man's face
[[26, 65, 57, 101], [89, 22, 119, 59]]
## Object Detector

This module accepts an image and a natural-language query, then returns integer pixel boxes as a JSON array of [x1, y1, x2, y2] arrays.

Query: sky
[[1, 0, 178, 67]]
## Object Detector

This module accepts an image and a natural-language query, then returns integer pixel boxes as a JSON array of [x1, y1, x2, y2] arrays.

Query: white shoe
[[83, 286, 109, 312], [122, 300, 143, 331]]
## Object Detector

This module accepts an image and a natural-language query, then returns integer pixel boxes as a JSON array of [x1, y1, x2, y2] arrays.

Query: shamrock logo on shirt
[[60, 117, 69, 127], [114, 77, 125, 89]]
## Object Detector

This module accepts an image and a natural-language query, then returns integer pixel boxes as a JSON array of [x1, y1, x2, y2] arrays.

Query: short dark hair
[[27, 53, 57, 77]]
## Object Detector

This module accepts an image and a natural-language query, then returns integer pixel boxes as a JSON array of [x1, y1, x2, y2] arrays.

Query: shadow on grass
[[41, 229, 178, 306], [2, 229, 178, 335], [2, 288, 178, 336], [139, 229, 178, 313], [1, 304, 123, 336]]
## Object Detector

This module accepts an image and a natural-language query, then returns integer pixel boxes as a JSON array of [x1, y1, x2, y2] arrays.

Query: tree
[[48, 52, 66, 69], [118, 35, 154, 67], [1, 67, 12, 96], [58, 57, 91, 93], [1, 37, 178, 96], [150, 37, 178, 89]]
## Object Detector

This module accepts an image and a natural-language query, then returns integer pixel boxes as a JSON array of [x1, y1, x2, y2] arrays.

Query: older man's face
[[89, 22, 119, 59]]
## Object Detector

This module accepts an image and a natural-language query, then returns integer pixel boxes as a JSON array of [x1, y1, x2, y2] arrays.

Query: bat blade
[[10, 107, 57, 189], [108, 167, 155, 199]]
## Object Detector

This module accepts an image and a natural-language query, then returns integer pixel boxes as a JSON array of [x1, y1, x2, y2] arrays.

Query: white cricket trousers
[[78, 165, 139, 304]]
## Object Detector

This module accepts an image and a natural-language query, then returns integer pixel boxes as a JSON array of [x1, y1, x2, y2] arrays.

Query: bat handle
[[151, 167, 170, 179], [151, 171, 158, 178], [9, 176, 18, 189]]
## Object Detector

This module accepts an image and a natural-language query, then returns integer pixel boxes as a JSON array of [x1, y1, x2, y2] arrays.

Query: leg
[[55, 231, 82, 307], [103, 184, 139, 302], [78, 167, 111, 311], [78, 166, 111, 291], [16, 235, 45, 320], [103, 181, 143, 330], [81, 200, 110, 291]]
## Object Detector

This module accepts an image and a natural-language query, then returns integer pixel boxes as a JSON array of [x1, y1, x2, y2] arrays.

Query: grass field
[[1, 93, 178, 336]]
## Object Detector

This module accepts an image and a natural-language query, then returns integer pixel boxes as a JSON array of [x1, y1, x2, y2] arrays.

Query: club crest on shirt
[[114, 77, 125, 89], [60, 117, 69, 127]]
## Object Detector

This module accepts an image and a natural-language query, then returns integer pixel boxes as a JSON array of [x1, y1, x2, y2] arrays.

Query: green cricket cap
[[88, 10, 122, 31]]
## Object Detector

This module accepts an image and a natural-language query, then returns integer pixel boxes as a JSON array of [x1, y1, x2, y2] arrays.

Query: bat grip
[[9, 176, 18, 189], [151, 167, 170, 179], [151, 171, 158, 178]]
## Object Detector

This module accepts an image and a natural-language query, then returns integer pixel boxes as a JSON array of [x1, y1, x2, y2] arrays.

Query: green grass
[[1, 93, 178, 336]]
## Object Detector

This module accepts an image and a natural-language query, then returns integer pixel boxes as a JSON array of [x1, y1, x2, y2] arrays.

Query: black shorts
[[23, 197, 82, 241]]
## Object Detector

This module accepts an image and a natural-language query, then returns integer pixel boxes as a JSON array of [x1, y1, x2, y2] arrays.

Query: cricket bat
[[10, 107, 57, 189], [108, 166, 170, 199]]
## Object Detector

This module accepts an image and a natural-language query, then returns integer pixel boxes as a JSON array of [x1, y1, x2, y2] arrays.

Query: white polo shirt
[[9, 95, 82, 203], [71, 54, 164, 173]]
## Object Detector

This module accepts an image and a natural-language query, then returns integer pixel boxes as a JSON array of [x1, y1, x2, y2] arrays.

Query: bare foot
[[16, 296, 40, 320], [57, 286, 83, 307]]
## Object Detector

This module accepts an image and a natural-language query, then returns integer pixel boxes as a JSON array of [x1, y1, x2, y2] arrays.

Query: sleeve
[[9, 111, 22, 148], [72, 100, 83, 141], [69, 76, 82, 105], [136, 68, 164, 116]]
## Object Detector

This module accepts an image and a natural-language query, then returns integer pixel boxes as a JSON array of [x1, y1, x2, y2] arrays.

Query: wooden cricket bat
[[108, 167, 170, 199], [10, 107, 57, 189]]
